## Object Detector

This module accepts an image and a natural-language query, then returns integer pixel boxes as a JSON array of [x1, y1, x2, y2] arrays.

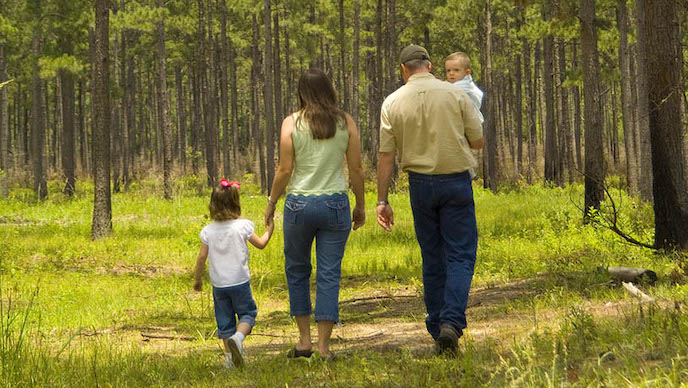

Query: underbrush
[[0, 176, 685, 386]]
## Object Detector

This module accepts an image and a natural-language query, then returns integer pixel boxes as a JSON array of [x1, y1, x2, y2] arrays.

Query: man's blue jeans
[[283, 193, 351, 323], [408, 171, 478, 339]]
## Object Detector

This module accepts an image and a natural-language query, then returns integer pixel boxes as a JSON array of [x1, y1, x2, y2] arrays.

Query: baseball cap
[[399, 44, 430, 64]]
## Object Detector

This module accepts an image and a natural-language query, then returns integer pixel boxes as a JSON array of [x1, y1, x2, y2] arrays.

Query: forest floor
[[2, 176, 688, 387]]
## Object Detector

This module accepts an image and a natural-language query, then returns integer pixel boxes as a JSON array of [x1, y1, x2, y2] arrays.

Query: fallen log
[[622, 281, 656, 303], [608, 266, 657, 284]]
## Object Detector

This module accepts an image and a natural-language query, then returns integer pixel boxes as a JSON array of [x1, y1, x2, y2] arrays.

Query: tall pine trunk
[[635, 0, 653, 202], [157, 0, 172, 199], [220, 1, 230, 178], [92, 0, 112, 239], [263, 0, 275, 193], [0, 41, 8, 197], [60, 69, 76, 196], [31, 32, 47, 200], [641, 0, 688, 249], [580, 0, 605, 220], [542, 0, 559, 185]]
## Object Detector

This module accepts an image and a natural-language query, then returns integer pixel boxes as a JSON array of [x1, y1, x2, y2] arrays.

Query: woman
[[265, 68, 365, 360]]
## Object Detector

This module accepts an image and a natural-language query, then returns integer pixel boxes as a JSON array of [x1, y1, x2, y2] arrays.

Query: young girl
[[193, 179, 274, 368]]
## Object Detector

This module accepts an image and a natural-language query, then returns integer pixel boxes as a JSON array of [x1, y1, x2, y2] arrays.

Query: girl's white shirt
[[200, 219, 255, 288]]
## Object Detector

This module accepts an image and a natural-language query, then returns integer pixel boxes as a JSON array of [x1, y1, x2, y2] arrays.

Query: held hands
[[266, 215, 275, 232], [352, 205, 366, 230], [264, 202, 276, 227], [376, 204, 394, 231]]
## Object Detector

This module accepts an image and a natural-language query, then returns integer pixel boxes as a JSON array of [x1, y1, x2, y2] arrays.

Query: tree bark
[[175, 66, 187, 173], [543, 0, 559, 185], [0, 41, 8, 197], [273, 9, 283, 132], [557, 39, 574, 184], [641, 0, 688, 249], [523, 26, 536, 183], [514, 13, 524, 177], [220, 0, 230, 178], [635, 0, 653, 202], [252, 14, 266, 190], [157, 0, 173, 199], [580, 0, 605, 220], [572, 40, 583, 170], [484, 0, 497, 192], [352, 0, 361, 128], [338, 0, 349, 112], [92, 0, 112, 239], [229, 37, 239, 164], [112, 27, 121, 193], [263, 0, 275, 193], [31, 33, 47, 200], [60, 69, 76, 196]]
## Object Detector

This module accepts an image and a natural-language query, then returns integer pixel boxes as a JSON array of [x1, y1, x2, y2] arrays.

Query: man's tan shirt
[[379, 72, 483, 175]]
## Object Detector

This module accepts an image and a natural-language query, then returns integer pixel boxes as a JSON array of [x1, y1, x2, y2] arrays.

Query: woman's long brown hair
[[297, 69, 345, 139]]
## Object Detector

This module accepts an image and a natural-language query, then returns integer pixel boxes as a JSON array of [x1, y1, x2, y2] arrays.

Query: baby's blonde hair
[[445, 52, 471, 70]]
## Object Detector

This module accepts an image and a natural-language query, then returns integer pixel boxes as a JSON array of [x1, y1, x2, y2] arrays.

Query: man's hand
[[193, 279, 202, 292], [352, 205, 366, 230], [376, 204, 394, 231]]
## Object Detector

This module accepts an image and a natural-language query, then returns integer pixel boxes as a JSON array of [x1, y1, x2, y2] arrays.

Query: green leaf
[[0, 79, 14, 90]]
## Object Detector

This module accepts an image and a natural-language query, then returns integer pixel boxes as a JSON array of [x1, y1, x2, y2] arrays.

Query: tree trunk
[[635, 0, 653, 202], [92, 0, 112, 239], [112, 30, 121, 193], [273, 9, 283, 132], [523, 29, 536, 183], [484, 0, 497, 192], [641, 0, 688, 249], [156, 0, 173, 199], [263, 0, 275, 193], [514, 13, 524, 177], [338, 0, 349, 112], [371, 0, 383, 165], [0, 41, 8, 197], [252, 14, 266, 190], [31, 33, 48, 200], [121, 27, 131, 191], [175, 66, 187, 173], [220, 1, 230, 178], [352, 0, 360, 127], [543, 0, 559, 185], [284, 21, 292, 116], [229, 38, 239, 164], [557, 39, 573, 184], [572, 40, 583, 170], [580, 0, 605, 220], [60, 69, 76, 196]]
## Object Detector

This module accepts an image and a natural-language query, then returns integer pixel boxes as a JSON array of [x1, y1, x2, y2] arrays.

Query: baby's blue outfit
[[453, 75, 484, 124], [453, 75, 484, 181]]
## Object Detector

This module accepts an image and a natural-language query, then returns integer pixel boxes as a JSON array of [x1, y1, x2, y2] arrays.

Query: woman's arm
[[344, 114, 366, 230], [265, 115, 296, 224], [193, 244, 209, 291], [248, 218, 275, 249]]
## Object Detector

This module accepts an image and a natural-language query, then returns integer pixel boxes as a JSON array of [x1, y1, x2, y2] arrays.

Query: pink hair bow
[[220, 179, 240, 189]]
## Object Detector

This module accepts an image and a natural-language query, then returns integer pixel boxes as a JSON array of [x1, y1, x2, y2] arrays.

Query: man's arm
[[376, 151, 396, 231]]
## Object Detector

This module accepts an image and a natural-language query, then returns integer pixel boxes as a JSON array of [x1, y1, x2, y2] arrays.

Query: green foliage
[[38, 55, 85, 78]]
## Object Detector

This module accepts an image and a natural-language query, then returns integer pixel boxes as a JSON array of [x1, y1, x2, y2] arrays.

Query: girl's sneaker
[[224, 352, 234, 369], [228, 335, 245, 367]]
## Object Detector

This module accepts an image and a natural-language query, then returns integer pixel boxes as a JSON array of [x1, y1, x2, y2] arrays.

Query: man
[[376, 44, 484, 355]]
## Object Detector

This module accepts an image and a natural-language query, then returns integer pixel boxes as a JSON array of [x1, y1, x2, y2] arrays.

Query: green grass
[[1, 176, 687, 387]]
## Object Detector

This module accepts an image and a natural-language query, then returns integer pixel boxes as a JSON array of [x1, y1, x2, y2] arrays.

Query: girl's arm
[[248, 218, 275, 249], [344, 113, 366, 230], [193, 244, 209, 291], [266, 116, 296, 224]]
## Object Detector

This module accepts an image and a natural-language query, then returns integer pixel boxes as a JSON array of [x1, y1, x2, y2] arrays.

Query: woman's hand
[[352, 205, 366, 230], [265, 202, 276, 226]]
